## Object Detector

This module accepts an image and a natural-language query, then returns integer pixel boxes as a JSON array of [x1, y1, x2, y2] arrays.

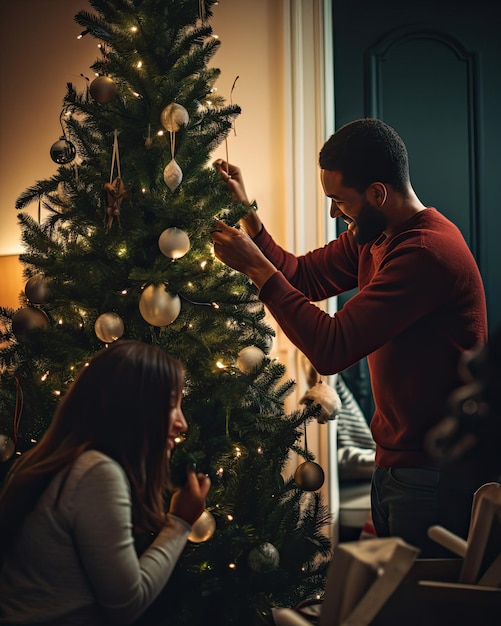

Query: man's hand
[[213, 159, 249, 203], [211, 220, 277, 289]]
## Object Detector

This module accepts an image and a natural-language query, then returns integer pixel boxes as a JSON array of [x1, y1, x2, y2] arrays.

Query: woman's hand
[[169, 468, 211, 526]]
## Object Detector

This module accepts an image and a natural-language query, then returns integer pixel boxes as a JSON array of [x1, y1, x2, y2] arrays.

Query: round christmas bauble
[[294, 461, 325, 492], [160, 103, 189, 132], [12, 307, 49, 341], [158, 227, 190, 259], [237, 346, 265, 374], [94, 312, 125, 343], [24, 274, 51, 305], [0, 432, 15, 463], [139, 285, 181, 327], [89, 75, 117, 104], [248, 542, 280, 573], [50, 137, 76, 164], [188, 509, 216, 543]]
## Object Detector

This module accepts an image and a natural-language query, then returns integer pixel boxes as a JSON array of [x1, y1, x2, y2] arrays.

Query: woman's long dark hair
[[0, 340, 184, 559]]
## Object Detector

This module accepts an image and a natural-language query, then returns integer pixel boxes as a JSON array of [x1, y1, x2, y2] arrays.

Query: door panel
[[332, 0, 501, 327]]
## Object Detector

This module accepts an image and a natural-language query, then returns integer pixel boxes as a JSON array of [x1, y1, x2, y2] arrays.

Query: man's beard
[[353, 201, 388, 244]]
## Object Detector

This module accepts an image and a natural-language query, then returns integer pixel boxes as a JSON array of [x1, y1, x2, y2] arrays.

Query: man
[[212, 118, 489, 556]]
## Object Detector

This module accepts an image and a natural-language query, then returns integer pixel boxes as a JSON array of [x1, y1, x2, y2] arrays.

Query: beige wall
[[0, 0, 286, 302]]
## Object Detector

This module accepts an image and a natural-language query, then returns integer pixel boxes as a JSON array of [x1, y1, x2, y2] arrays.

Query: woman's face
[[166, 394, 188, 458]]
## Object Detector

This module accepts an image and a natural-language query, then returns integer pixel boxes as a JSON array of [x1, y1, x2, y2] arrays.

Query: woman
[[0, 340, 211, 625]]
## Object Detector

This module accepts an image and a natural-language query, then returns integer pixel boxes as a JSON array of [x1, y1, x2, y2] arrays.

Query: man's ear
[[370, 182, 388, 207]]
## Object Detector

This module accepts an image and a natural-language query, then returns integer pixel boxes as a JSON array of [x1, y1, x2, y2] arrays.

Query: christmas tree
[[0, 1, 332, 624]]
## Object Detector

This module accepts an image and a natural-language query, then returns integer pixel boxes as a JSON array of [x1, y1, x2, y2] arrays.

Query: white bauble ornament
[[158, 227, 190, 259], [163, 159, 183, 191], [160, 103, 189, 131], [248, 542, 280, 573], [237, 346, 265, 374], [25, 274, 51, 305], [188, 509, 216, 543], [139, 285, 181, 327], [12, 307, 49, 341], [94, 312, 125, 343], [89, 75, 117, 104], [294, 461, 325, 492], [299, 381, 341, 424]]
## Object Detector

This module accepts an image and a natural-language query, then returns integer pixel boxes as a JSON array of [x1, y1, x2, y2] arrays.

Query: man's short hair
[[319, 118, 410, 193]]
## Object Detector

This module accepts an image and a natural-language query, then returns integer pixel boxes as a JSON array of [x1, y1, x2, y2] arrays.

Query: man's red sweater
[[255, 208, 487, 467]]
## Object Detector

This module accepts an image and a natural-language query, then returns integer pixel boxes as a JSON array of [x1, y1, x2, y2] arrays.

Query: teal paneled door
[[331, 0, 501, 329]]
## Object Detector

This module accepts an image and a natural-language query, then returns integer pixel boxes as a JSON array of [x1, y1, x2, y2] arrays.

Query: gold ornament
[[160, 103, 189, 132], [90, 75, 117, 104], [139, 285, 181, 327], [94, 312, 125, 343], [188, 509, 216, 543], [158, 227, 190, 259], [237, 346, 265, 374]]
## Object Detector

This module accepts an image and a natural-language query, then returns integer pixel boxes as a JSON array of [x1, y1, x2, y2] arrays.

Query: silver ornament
[[248, 542, 280, 573], [139, 285, 181, 327], [12, 307, 49, 341], [94, 312, 125, 343], [237, 346, 265, 374], [89, 75, 117, 104], [25, 274, 51, 305], [188, 509, 216, 543], [163, 159, 183, 191], [294, 461, 325, 492], [50, 137, 76, 164], [160, 103, 189, 132], [158, 227, 190, 259]]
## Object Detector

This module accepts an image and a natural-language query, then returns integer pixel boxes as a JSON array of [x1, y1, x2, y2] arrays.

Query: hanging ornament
[[300, 356, 341, 423], [12, 307, 49, 342], [104, 130, 129, 231], [0, 431, 15, 463], [299, 381, 341, 424], [139, 285, 181, 327], [158, 227, 191, 259], [50, 108, 76, 165], [188, 509, 216, 543], [247, 542, 280, 574], [161, 104, 189, 193], [293, 417, 325, 491], [160, 103, 189, 132], [294, 461, 325, 492], [50, 137, 76, 164], [90, 75, 117, 104], [94, 312, 125, 343], [163, 159, 183, 192], [24, 274, 51, 305], [237, 346, 265, 374]]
